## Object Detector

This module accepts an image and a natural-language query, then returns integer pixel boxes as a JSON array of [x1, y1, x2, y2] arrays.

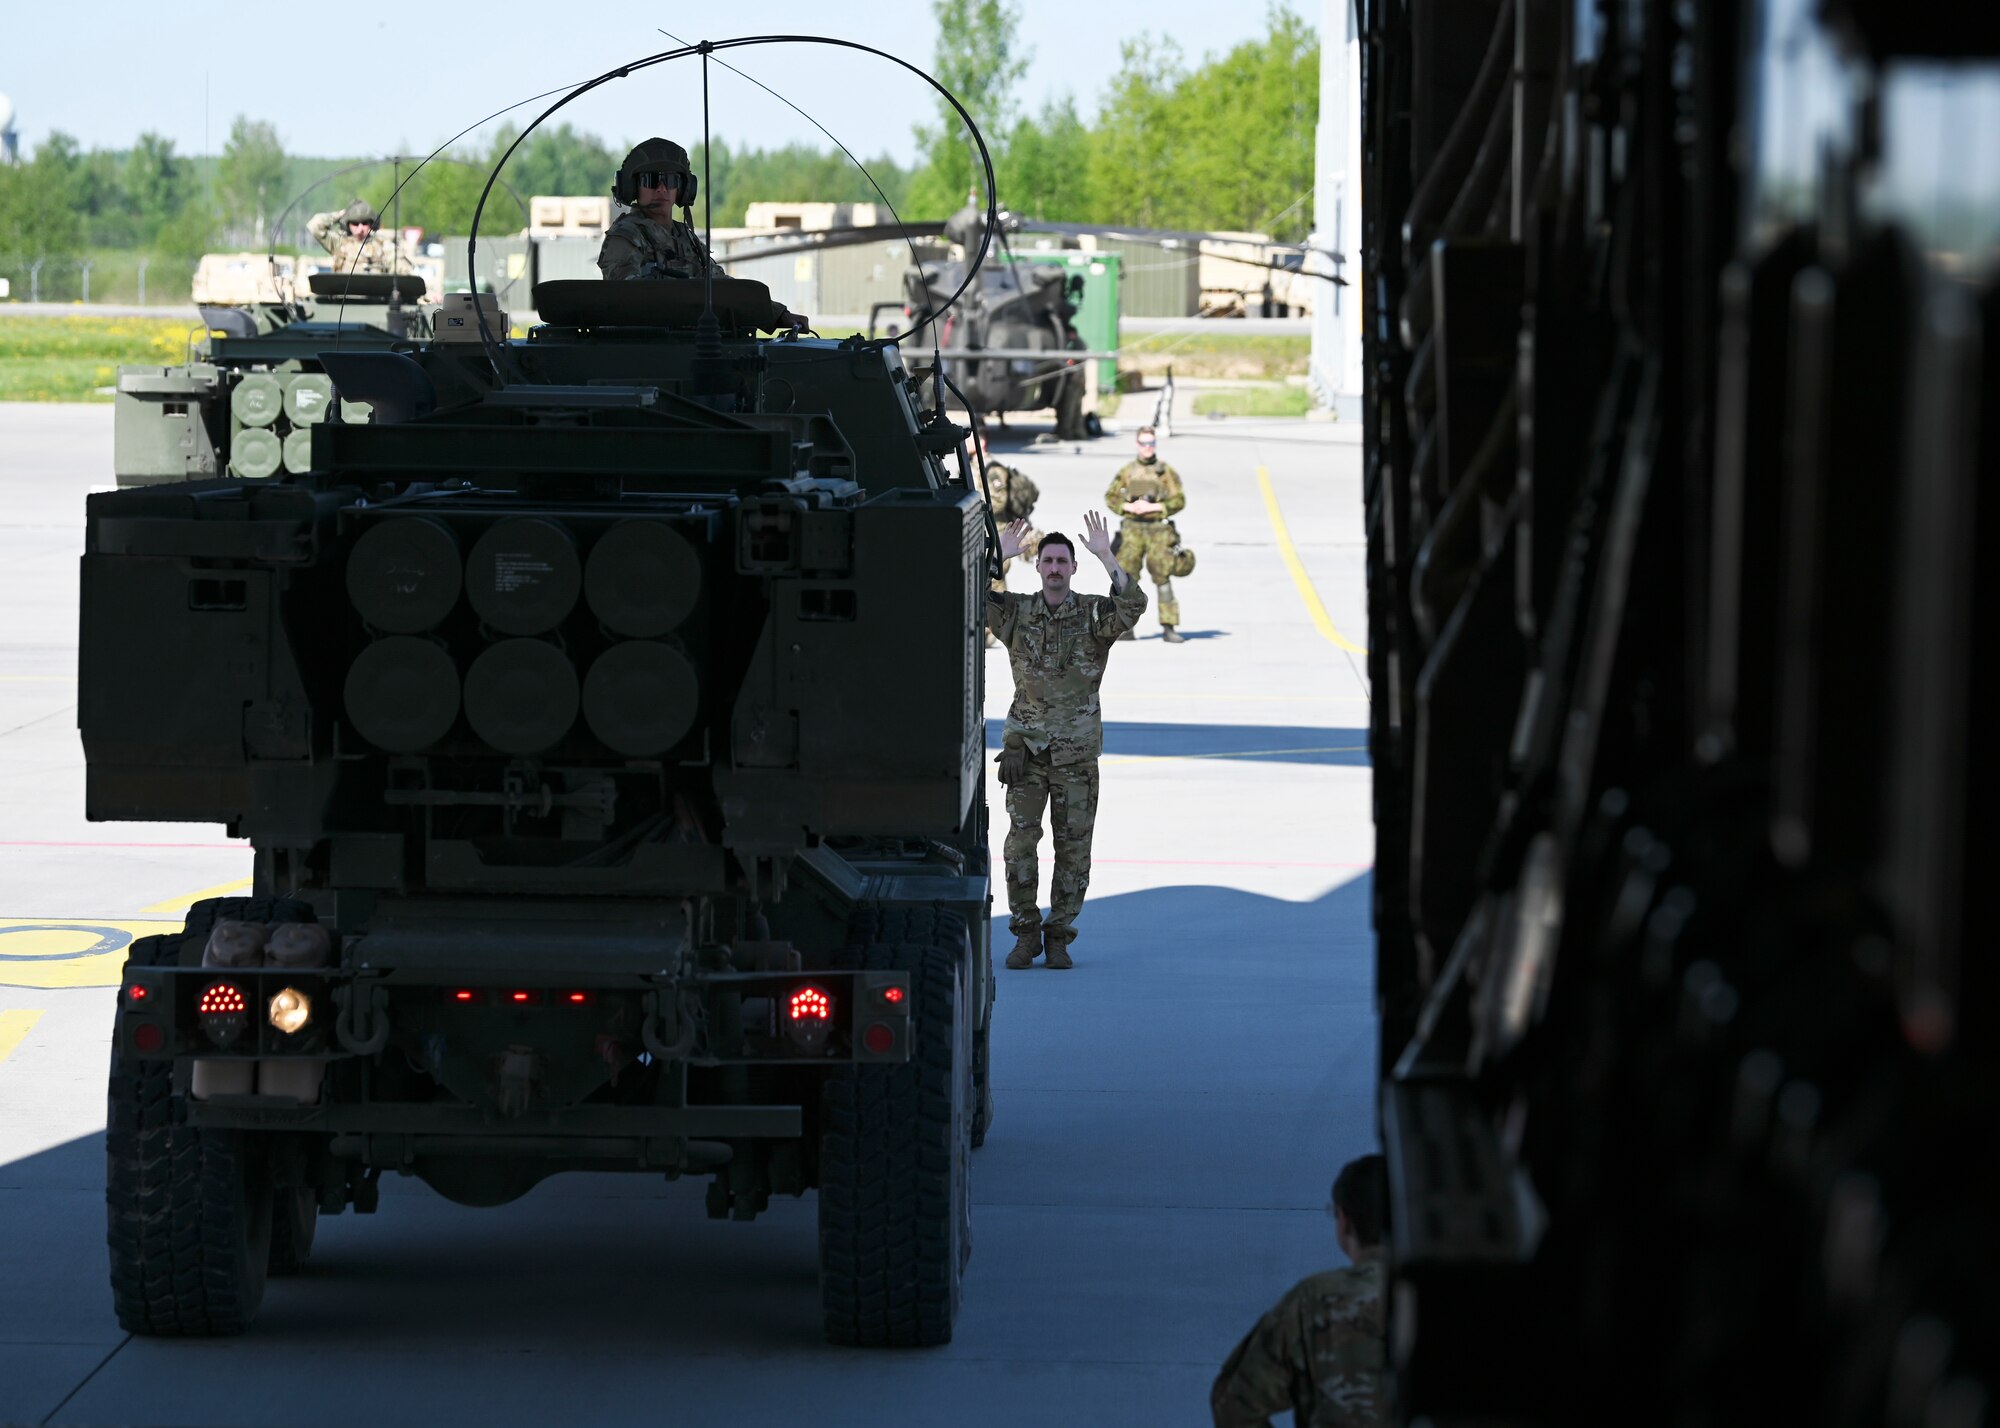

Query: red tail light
[[564, 991, 593, 1006], [448, 989, 483, 1005], [862, 1022, 896, 1055], [880, 985, 905, 1006], [197, 980, 248, 1047], [126, 984, 150, 1005], [785, 985, 833, 1052], [508, 990, 541, 1006], [198, 982, 247, 1017]]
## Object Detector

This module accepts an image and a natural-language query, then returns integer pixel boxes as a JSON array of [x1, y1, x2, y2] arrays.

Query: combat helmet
[[615, 137, 697, 207], [341, 199, 379, 228]]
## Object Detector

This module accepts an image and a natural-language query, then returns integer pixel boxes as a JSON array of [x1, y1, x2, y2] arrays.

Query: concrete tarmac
[[0, 402, 1374, 1428]]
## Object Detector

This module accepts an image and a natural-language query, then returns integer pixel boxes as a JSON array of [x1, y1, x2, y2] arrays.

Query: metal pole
[[80, 260, 91, 303], [28, 259, 40, 303], [138, 259, 148, 306]]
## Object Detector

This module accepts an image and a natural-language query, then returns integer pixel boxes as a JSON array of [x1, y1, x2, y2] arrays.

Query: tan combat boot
[[1005, 930, 1042, 969], [1161, 625, 1186, 644], [1042, 933, 1074, 970]]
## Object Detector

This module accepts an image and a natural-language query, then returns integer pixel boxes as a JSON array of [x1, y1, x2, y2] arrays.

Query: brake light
[[862, 1022, 896, 1055], [198, 983, 247, 1016], [132, 1021, 166, 1054], [785, 984, 833, 1052], [508, 990, 540, 1006], [197, 980, 248, 1047], [880, 985, 905, 1005], [126, 984, 150, 1004], [564, 991, 593, 1006]]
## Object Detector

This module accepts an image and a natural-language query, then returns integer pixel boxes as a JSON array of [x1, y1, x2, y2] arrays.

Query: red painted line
[[0, 840, 248, 850]]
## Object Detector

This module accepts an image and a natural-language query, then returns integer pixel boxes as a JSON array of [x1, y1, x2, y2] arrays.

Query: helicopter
[[717, 197, 1342, 439]]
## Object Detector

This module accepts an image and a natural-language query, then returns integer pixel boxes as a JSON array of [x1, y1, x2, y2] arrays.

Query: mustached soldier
[[306, 199, 410, 276], [1105, 425, 1188, 642], [987, 512, 1146, 969], [598, 138, 727, 282]]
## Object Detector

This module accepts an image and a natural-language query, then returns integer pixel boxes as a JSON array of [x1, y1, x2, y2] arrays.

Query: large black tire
[[267, 1186, 318, 1276], [970, 929, 995, 1148], [818, 906, 972, 1347], [106, 897, 313, 1335]]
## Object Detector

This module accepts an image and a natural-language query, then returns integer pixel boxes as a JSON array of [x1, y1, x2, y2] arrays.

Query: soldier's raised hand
[[998, 518, 1031, 560], [1082, 510, 1115, 560]]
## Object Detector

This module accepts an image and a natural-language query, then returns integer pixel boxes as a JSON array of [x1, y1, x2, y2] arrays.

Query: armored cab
[[113, 272, 434, 487], [84, 277, 992, 1348]]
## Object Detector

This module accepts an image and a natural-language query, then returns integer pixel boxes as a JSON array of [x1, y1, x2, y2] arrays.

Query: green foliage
[[123, 133, 192, 247], [695, 140, 915, 227], [489, 123, 620, 204], [217, 118, 288, 245], [999, 98, 1094, 222], [910, 0, 1029, 217], [1084, 7, 1318, 239], [0, 133, 85, 261]]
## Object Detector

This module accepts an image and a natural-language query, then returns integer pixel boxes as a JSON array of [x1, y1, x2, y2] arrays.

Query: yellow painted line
[[0, 920, 182, 988], [140, 877, 253, 916], [0, 1009, 47, 1064], [1257, 465, 1367, 653], [1102, 745, 1366, 766]]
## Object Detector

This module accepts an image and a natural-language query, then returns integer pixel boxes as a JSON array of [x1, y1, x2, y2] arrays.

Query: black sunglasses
[[635, 172, 682, 190]]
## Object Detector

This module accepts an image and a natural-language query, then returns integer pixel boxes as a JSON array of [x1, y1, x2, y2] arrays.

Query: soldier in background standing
[[1105, 425, 1188, 642], [598, 138, 726, 282], [306, 200, 410, 276], [978, 426, 1043, 587], [1211, 1154, 1390, 1427], [974, 426, 1042, 646]]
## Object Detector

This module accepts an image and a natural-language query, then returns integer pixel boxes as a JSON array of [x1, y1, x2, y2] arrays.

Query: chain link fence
[[0, 254, 201, 307]]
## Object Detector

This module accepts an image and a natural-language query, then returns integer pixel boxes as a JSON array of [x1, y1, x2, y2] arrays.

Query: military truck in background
[[113, 266, 436, 488], [85, 276, 993, 1348]]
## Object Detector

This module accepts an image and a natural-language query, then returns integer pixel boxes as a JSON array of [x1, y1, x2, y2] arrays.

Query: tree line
[[0, 3, 1315, 274]]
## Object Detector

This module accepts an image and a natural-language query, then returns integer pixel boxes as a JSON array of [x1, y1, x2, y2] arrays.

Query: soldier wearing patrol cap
[[306, 198, 410, 276], [598, 137, 726, 282]]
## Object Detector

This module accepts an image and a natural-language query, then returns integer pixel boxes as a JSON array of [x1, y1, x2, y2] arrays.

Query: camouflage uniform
[[597, 211, 726, 282], [1105, 455, 1188, 627], [1211, 1256, 1387, 1428], [981, 458, 1042, 594], [306, 212, 410, 276], [986, 578, 1147, 944]]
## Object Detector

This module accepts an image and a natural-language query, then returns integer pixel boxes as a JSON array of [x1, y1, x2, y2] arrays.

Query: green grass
[[0, 315, 203, 402], [1190, 384, 1313, 418], [1117, 332, 1310, 382]]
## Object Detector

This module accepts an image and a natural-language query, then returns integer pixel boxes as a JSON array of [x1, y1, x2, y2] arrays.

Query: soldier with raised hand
[[1105, 424, 1189, 642], [1211, 1154, 1391, 1427], [598, 138, 726, 282], [306, 199, 410, 276], [987, 511, 1146, 970]]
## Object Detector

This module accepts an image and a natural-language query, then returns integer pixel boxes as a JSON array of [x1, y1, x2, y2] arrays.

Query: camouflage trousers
[[1117, 519, 1180, 626], [1002, 752, 1099, 943]]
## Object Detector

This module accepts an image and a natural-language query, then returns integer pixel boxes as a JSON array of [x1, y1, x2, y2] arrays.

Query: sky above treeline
[[2, 2, 1312, 163]]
